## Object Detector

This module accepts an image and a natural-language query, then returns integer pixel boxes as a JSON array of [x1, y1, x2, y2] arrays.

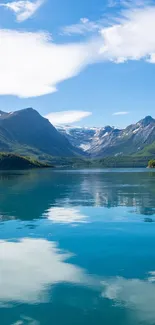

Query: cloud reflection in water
[[1, 238, 155, 324], [102, 274, 155, 324], [0, 238, 87, 304], [12, 316, 39, 325], [44, 207, 88, 224]]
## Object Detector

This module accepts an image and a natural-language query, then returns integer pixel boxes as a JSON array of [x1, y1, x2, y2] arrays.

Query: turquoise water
[[1, 169, 155, 325]]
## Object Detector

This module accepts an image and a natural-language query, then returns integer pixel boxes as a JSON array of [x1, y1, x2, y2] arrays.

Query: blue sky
[[0, 0, 155, 127]]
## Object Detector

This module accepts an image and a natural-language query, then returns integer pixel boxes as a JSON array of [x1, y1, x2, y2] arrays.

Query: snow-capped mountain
[[57, 125, 114, 155], [57, 116, 155, 157]]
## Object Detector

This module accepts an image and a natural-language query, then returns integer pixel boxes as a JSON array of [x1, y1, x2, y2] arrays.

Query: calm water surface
[[1, 168, 155, 325]]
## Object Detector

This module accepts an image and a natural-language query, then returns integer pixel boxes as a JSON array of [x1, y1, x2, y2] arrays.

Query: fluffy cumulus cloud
[[0, 0, 44, 22], [45, 110, 92, 125], [1, 4, 155, 97]]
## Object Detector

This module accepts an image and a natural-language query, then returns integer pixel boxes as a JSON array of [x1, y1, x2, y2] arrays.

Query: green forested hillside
[[136, 141, 155, 157], [45, 155, 149, 168], [0, 152, 152, 169], [0, 153, 50, 170]]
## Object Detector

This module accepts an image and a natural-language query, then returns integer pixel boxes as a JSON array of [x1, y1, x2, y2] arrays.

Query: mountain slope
[[135, 141, 155, 157], [0, 108, 78, 157], [58, 116, 155, 158]]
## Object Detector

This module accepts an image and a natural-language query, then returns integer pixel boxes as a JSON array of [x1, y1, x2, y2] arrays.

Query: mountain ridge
[[57, 115, 155, 157], [0, 108, 155, 161]]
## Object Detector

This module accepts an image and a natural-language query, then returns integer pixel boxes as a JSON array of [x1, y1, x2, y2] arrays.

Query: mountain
[[0, 108, 155, 161], [57, 116, 155, 157], [0, 108, 78, 157]]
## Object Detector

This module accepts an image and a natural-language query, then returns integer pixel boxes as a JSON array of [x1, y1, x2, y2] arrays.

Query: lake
[[1, 168, 155, 325]]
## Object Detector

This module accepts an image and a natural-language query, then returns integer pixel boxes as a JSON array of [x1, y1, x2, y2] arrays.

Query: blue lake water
[[1, 168, 155, 325]]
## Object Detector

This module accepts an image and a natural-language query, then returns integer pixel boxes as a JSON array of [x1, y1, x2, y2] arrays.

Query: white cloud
[[108, 0, 152, 8], [44, 207, 88, 224], [61, 18, 101, 36], [1, 5, 155, 97], [62, 1, 151, 35], [100, 6, 155, 63], [0, 29, 101, 98], [45, 110, 92, 125], [0, 238, 87, 304], [113, 111, 129, 115], [0, 0, 44, 22], [62, 4, 155, 64]]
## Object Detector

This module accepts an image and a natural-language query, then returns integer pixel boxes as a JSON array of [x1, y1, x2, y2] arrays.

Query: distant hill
[[0, 108, 79, 158], [0, 153, 50, 170]]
